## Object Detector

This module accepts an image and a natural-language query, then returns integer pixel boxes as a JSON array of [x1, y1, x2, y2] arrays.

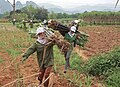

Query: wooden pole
[[115, 0, 119, 8], [7, 0, 16, 18], [13, 0, 15, 19]]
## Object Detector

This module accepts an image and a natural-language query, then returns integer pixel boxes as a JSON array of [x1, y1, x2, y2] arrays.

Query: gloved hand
[[21, 57, 27, 63]]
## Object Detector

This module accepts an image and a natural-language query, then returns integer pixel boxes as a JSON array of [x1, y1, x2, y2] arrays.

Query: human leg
[[64, 57, 69, 73], [64, 50, 72, 73], [44, 66, 52, 87], [38, 68, 45, 84]]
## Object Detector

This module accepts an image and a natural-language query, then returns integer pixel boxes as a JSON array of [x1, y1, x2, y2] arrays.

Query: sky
[[7, 0, 119, 8]]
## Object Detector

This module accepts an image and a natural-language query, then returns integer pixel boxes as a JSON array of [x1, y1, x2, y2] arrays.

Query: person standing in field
[[29, 19, 33, 28], [22, 19, 26, 28], [64, 26, 79, 73], [22, 27, 55, 87], [12, 18, 16, 25]]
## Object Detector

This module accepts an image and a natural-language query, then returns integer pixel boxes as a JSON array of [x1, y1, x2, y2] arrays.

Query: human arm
[[22, 43, 36, 62], [64, 33, 76, 43]]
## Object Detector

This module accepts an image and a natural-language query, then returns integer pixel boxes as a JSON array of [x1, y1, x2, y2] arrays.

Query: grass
[[0, 23, 13, 25], [0, 57, 4, 63], [54, 45, 65, 65], [0, 26, 34, 49], [0, 42, 7, 48], [6, 48, 21, 58], [70, 52, 84, 72]]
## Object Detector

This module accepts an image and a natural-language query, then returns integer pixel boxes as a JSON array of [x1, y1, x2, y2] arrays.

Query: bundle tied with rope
[[47, 34, 70, 54]]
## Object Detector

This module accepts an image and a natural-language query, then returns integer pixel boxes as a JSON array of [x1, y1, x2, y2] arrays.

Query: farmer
[[22, 27, 55, 87], [64, 26, 79, 73], [70, 19, 89, 47], [70, 19, 81, 31], [12, 18, 16, 25], [22, 19, 27, 29], [29, 19, 33, 28]]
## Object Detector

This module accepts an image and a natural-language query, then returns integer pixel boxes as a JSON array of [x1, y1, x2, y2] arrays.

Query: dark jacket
[[23, 41, 54, 68]]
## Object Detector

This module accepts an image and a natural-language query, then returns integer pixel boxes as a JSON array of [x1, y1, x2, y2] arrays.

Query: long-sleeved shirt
[[23, 41, 54, 68]]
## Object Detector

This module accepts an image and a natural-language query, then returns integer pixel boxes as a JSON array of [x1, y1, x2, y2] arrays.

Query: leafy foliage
[[83, 47, 120, 77], [83, 47, 120, 86], [70, 52, 83, 72], [106, 68, 120, 87], [21, 5, 36, 18], [11, 13, 28, 22], [9, 5, 48, 21], [76, 31, 89, 47], [34, 7, 48, 21]]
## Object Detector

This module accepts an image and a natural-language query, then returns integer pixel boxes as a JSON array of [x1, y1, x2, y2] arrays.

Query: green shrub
[[83, 47, 120, 77], [105, 68, 120, 87], [16, 23, 23, 29]]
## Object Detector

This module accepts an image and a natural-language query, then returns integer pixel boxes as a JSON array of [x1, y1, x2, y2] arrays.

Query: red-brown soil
[[77, 25, 120, 60], [0, 25, 120, 87]]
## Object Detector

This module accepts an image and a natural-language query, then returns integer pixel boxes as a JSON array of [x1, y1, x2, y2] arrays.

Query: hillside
[[0, 0, 120, 14]]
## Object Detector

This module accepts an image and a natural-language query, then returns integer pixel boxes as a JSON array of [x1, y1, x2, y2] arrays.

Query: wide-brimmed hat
[[36, 27, 45, 35], [70, 26, 76, 32]]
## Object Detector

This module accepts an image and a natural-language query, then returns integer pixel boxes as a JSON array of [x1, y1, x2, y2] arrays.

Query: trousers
[[38, 65, 52, 87], [64, 50, 72, 70]]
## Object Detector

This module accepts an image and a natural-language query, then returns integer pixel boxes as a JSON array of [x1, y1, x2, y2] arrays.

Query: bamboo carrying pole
[[41, 45, 48, 68]]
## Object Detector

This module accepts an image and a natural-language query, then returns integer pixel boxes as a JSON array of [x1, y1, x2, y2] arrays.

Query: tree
[[34, 7, 48, 21], [10, 13, 28, 22], [21, 5, 48, 21], [7, 0, 16, 18], [48, 11, 57, 19], [21, 5, 37, 19], [3, 12, 10, 18]]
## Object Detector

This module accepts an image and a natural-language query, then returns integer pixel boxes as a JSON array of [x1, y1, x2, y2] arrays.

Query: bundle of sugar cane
[[47, 35, 70, 54], [44, 27, 70, 54]]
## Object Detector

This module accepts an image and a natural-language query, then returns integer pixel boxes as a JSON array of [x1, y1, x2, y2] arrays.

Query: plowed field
[[0, 25, 120, 87]]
